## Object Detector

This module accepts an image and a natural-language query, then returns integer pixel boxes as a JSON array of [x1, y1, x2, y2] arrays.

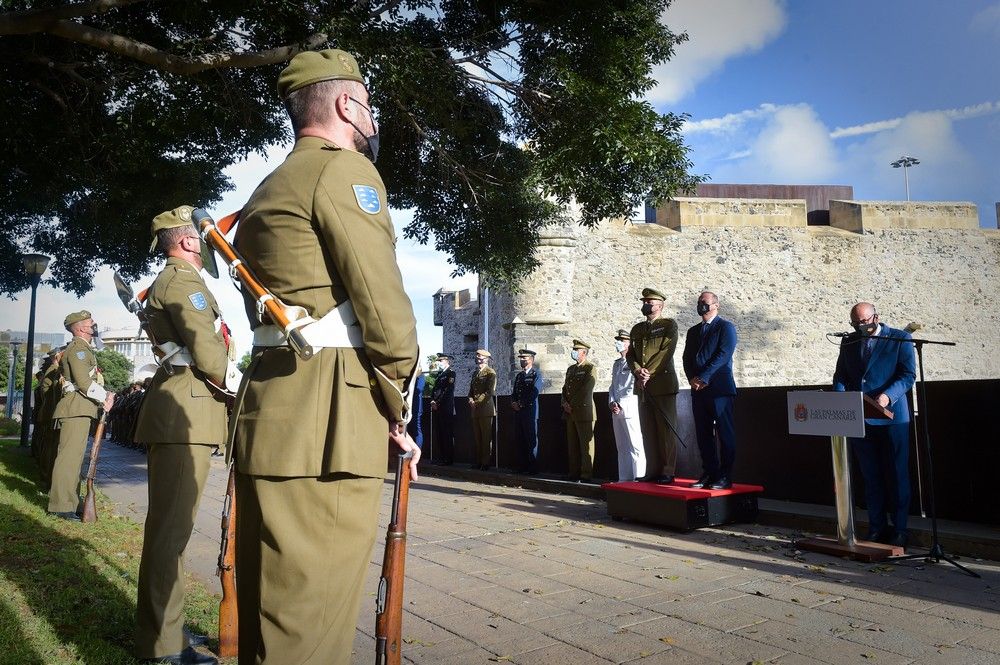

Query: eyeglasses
[[850, 313, 877, 326]]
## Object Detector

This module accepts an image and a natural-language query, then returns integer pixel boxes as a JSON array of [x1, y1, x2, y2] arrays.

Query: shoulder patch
[[188, 292, 208, 311], [352, 184, 381, 214], [76, 351, 86, 360]]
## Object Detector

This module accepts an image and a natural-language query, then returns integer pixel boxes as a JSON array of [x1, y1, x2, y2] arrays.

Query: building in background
[[100, 327, 158, 381]]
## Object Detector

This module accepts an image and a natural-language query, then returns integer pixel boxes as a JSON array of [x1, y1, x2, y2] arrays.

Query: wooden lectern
[[788, 392, 905, 562]]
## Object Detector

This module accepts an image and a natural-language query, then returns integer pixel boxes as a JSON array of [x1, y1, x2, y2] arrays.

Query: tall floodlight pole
[[19, 253, 51, 448], [890, 155, 920, 201]]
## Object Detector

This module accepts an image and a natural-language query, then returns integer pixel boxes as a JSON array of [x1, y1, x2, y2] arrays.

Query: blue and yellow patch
[[76, 351, 86, 360], [188, 292, 208, 311], [352, 184, 381, 214]]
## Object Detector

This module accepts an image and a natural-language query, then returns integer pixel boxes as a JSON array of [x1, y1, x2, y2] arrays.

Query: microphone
[[827, 331, 853, 338]]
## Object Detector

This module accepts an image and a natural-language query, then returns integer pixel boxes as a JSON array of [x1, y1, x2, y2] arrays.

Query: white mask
[[614, 340, 626, 353]]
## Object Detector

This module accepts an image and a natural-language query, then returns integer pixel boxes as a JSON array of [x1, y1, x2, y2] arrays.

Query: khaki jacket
[[469, 366, 497, 418], [36, 362, 63, 425], [134, 257, 229, 445], [627, 317, 680, 396], [561, 361, 596, 421], [233, 137, 419, 479], [52, 336, 102, 420]]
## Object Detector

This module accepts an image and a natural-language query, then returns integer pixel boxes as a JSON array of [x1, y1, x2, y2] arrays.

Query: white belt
[[156, 341, 194, 367], [63, 382, 77, 394], [253, 300, 363, 349]]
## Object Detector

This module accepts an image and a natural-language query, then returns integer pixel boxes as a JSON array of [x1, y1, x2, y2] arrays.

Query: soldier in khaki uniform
[[48, 311, 114, 518], [34, 347, 64, 488], [232, 49, 420, 665], [468, 349, 497, 470], [561, 339, 597, 482], [132, 206, 238, 665], [627, 287, 680, 483]]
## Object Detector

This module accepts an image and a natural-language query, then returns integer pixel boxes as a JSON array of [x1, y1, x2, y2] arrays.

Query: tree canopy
[[95, 347, 133, 393], [1, 0, 700, 296]]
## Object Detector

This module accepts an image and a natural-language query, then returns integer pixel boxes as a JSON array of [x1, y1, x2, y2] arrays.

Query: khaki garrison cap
[[475, 349, 492, 358], [641, 287, 666, 301], [613, 329, 630, 340], [64, 310, 92, 329], [277, 49, 365, 100], [149, 205, 195, 252], [571, 339, 591, 350]]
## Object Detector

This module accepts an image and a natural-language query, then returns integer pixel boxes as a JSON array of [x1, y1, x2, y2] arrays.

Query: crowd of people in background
[[424, 287, 741, 490]]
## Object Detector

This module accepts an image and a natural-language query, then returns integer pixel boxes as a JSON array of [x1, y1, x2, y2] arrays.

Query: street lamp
[[890, 155, 920, 201], [19, 253, 51, 448]]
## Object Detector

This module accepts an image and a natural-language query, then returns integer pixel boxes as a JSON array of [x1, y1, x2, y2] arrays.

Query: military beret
[[517, 349, 537, 357], [64, 310, 92, 329], [46, 346, 61, 358], [613, 329, 630, 340], [641, 287, 666, 301], [277, 49, 365, 100], [475, 349, 492, 358], [571, 339, 590, 350], [149, 205, 195, 252]]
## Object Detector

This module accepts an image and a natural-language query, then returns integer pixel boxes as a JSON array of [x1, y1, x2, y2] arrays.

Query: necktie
[[863, 337, 875, 362]]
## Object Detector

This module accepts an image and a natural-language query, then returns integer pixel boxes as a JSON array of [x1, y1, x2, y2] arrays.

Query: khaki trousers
[[236, 472, 383, 665], [39, 421, 58, 489], [566, 417, 596, 479], [135, 443, 213, 658], [47, 417, 91, 513], [637, 394, 678, 476], [472, 416, 494, 466]]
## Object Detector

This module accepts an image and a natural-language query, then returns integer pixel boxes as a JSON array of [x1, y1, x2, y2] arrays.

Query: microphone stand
[[872, 334, 979, 578]]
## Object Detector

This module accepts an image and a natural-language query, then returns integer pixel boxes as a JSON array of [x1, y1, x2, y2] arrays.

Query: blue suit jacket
[[832, 325, 916, 425], [682, 317, 738, 397]]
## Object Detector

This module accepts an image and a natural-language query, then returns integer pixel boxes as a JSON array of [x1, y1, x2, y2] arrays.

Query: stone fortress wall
[[435, 196, 1000, 397]]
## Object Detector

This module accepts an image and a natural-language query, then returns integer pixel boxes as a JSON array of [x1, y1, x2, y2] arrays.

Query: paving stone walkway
[[92, 442, 1000, 664]]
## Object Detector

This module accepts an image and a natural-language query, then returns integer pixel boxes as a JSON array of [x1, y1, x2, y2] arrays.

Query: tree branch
[[0, 0, 146, 35], [42, 20, 329, 74]]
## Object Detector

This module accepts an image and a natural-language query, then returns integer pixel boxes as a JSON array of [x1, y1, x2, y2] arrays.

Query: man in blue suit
[[682, 291, 738, 490], [511, 349, 543, 473], [833, 302, 916, 548]]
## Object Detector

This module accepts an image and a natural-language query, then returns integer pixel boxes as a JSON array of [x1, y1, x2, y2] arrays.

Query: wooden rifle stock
[[80, 410, 108, 523], [217, 464, 238, 657], [190, 208, 314, 360], [374, 451, 413, 665]]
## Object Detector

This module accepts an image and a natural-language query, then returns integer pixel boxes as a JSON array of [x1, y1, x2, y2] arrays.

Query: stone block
[[829, 200, 979, 231], [658, 197, 809, 229]]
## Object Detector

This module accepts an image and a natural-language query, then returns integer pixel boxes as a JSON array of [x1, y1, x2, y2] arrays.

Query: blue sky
[[662, 0, 999, 213], [4, 0, 998, 360]]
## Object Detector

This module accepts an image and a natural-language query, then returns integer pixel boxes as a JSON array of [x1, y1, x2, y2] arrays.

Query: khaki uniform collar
[[165, 256, 200, 272], [293, 135, 344, 152]]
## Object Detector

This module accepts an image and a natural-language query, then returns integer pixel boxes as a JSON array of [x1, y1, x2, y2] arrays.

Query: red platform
[[602, 478, 764, 531]]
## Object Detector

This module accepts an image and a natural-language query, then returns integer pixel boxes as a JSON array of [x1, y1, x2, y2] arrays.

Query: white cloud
[[708, 104, 839, 183], [971, 2, 1000, 40], [830, 101, 1000, 138], [841, 111, 979, 201], [650, 0, 786, 104], [682, 104, 778, 134]]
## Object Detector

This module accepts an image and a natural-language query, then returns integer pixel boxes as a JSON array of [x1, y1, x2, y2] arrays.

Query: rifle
[[375, 450, 414, 665], [80, 410, 108, 523], [217, 464, 238, 657], [113, 271, 174, 377], [189, 208, 314, 361]]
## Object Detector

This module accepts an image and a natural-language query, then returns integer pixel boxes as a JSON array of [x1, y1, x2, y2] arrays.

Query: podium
[[786, 391, 904, 562]]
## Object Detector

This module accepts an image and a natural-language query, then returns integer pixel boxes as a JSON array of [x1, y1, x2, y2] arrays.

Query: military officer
[[608, 329, 645, 481], [468, 349, 497, 470], [430, 353, 457, 464], [48, 312, 114, 518], [561, 339, 597, 482], [511, 349, 543, 473], [627, 287, 680, 484], [34, 347, 63, 488], [132, 206, 238, 665], [231, 49, 420, 664]]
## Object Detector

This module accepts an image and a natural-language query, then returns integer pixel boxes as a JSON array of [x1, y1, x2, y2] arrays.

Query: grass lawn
[[0, 437, 226, 664]]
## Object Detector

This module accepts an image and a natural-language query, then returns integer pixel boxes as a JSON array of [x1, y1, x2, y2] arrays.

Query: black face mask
[[519, 359, 528, 369], [91, 323, 99, 337], [854, 322, 877, 336], [697, 302, 712, 316], [641, 303, 654, 316], [348, 96, 380, 163]]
